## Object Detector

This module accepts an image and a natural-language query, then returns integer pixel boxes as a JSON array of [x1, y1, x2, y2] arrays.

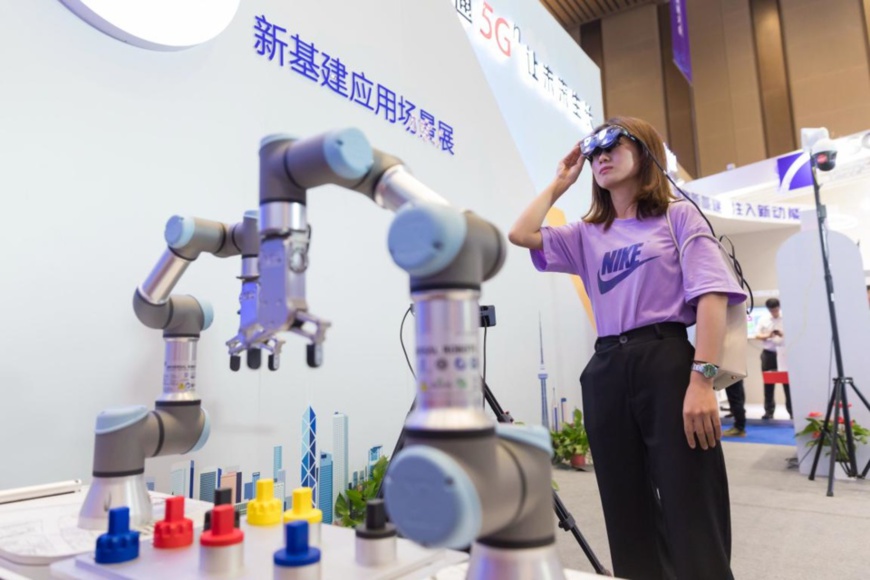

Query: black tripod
[[378, 306, 608, 575], [806, 153, 870, 494]]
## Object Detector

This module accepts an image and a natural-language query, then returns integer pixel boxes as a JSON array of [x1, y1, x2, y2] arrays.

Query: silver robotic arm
[[79, 128, 566, 578], [252, 128, 563, 578], [80, 214, 256, 529], [231, 129, 450, 369], [384, 206, 564, 580]]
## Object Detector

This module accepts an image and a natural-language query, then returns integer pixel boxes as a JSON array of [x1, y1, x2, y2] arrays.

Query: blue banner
[[776, 151, 814, 192], [670, 0, 692, 84]]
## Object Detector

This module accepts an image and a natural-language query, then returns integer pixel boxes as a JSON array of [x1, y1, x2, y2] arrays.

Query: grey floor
[[553, 441, 870, 579]]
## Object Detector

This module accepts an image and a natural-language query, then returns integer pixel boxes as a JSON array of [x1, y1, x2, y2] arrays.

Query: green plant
[[550, 409, 590, 466], [797, 410, 870, 462], [334, 456, 389, 527]]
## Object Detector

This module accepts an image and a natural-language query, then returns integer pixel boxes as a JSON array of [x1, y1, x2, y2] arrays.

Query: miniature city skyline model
[[162, 408, 376, 525], [538, 314, 550, 430]]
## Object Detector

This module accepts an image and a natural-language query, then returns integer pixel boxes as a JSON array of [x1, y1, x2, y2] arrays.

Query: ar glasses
[[579, 125, 637, 160]]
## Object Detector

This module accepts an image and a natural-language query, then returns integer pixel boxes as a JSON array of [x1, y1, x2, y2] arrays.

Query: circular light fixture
[[59, 0, 241, 51]]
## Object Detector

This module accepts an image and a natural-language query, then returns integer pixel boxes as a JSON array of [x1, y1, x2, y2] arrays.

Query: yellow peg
[[246, 478, 282, 526], [283, 487, 323, 524]]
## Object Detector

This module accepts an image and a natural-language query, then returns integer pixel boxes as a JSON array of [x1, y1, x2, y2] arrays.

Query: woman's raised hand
[[555, 143, 585, 189]]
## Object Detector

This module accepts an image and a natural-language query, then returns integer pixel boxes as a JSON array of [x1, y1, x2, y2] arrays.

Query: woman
[[509, 116, 744, 579]]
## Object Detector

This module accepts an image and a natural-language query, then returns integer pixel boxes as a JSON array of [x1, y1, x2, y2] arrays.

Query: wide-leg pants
[[580, 322, 733, 580], [762, 349, 792, 418]]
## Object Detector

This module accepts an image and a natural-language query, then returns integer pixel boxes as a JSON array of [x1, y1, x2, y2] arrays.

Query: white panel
[[453, 0, 605, 414], [776, 228, 870, 478], [0, 0, 601, 495], [58, 0, 241, 50]]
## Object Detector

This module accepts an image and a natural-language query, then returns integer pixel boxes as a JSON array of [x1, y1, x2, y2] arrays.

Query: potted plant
[[334, 456, 389, 527], [797, 408, 869, 464], [551, 409, 590, 469]]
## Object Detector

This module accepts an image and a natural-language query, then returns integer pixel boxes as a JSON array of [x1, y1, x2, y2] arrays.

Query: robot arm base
[[80, 403, 209, 529]]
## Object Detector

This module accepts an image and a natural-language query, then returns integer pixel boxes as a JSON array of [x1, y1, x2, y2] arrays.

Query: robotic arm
[[252, 129, 563, 578], [230, 129, 450, 370], [385, 204, 564, 580], [80, 128, 565, 578], [79, 214, 257, 529]]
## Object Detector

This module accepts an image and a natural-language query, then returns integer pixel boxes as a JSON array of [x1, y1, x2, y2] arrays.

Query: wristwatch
[[691, 360, 719, 379]]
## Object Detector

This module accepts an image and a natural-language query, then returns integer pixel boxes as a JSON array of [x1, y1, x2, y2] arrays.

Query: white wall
[[778, 229, 870, 475], [455, 0, 606, 418], [685, 130, 870, 407], [0, 0, 601, 494], [728, 227, 799, 405]]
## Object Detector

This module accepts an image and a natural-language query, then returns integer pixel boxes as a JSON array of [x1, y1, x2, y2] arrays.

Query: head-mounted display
[[579, 125, 637, 159]]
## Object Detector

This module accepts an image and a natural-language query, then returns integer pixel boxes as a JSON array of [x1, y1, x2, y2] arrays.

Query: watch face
[[694, 363, 718, 378]]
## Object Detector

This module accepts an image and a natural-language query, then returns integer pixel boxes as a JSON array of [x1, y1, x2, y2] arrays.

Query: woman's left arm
[[683, 292, 728, 450]]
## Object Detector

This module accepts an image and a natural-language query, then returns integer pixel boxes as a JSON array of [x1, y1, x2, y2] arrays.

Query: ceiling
[[540, 0, 660, 29]]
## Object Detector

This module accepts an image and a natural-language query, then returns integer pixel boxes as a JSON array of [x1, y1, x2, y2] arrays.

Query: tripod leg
[[376, 398, 415, 500], [826, 380, 844, 496], [847, 379, 870, 410], [847, 380, 870, 479], [809, 379, 839, 481], [553, 491, 609, 575], [839, 380, 858, 477], [482, 379, 607, 574]]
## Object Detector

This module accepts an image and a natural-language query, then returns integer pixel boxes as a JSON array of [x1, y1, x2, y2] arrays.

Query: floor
[[552, 437, 870, 579], [734, 402, 793, 422]]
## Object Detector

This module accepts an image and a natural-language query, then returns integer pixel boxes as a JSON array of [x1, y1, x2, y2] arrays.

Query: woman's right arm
[[508, 144, 585, 250]]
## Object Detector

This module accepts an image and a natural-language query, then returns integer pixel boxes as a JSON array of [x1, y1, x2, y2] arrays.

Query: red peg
[[154, 496, 193, 549], [201, 505, 244, 547]]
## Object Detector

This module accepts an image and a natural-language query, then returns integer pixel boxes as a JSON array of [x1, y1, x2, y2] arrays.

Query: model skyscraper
[[301, 406, 318, 506], [273, 445, 283, 479], [538, 314, 550, 429], [333, 412, 349, 502], [318, 452, 334, 524]]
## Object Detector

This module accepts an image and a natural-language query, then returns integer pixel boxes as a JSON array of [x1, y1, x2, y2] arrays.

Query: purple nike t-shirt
[[530, 201, 747, 337]]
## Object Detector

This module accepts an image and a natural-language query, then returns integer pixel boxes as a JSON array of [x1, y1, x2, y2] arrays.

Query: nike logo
[[597, 249, 658, 295]]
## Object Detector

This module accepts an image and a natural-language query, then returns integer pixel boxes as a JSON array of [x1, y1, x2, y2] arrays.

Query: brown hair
[[582, 116, 675, 229]]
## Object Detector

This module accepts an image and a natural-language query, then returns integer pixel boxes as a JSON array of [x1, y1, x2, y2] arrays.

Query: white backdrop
[[777, 227, 870, 477], [456, 0, 604, 416], [0, 0, 602, 494]]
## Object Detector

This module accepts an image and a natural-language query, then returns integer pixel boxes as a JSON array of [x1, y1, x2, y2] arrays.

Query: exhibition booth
[[2, 0, 869, 578], [0, 0, 607, 578], [685, 129, 870, 477]]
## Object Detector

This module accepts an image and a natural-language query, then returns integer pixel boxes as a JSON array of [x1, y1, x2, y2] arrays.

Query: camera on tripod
[[800, 126, 870, 494]]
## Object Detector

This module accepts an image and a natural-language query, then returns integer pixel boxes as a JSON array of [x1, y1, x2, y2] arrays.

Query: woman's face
[[591, 136, 641, 191]]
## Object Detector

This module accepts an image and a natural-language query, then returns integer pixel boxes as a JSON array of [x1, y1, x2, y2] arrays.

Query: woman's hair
[[582, 116, 674, 229]]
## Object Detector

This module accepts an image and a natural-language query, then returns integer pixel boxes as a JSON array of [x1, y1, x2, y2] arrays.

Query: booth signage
[[670, 0, 692, 84], [253, 15, 456, 156], [453, 0, 594, 131], [682, 190, 802, 223], [777, 151, 814, 193]]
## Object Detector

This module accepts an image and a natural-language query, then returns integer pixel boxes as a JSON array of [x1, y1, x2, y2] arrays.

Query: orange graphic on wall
[[545, 207, 596, 332]]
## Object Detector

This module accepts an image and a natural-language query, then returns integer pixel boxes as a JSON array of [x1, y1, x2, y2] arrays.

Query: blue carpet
[[722, 418, 797, 446]]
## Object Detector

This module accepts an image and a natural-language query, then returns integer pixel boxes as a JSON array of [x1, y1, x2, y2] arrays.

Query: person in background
[[509, 116, 745, 579], [722, 380, 747, 437], [756, 297, 792, 420]]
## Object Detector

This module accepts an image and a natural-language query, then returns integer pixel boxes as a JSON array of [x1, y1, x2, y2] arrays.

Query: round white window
[[59, 0, 241, 51]]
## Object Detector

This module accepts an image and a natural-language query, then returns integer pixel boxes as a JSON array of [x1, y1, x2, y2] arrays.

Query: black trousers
[[761, 350, 792, 418], [725, 380, 746, 431], [580, 323, 732, 580]]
